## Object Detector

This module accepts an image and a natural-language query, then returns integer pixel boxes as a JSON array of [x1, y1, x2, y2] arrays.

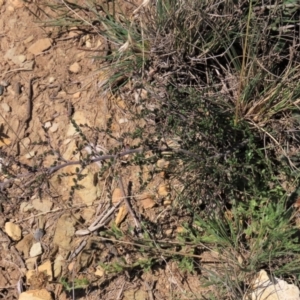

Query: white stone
[[29, 242, 42, 257], [49, 122, 58, 133], [1, 103, 11, 112], [18, 55, 26, 63], [48, 77, 55, 84], [25, 151, 36, 159], [44, 121, 51, 129], [251, 270, 300, 300], [118, 118, 128, 124]]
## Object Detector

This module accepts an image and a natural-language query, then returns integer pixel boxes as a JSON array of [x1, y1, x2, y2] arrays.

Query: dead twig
[[118, 177, 142, 237]]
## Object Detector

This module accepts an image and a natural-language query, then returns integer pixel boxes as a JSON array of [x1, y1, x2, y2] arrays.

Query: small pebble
[[0, 85, 4, 96], [0, 80, 9, 87], [48, 77, 55, 84], [25, 151, 36, 159], [118, 118, 128, 124], [69, 62, 81, 73], [29, 242, 42, 257], [18, 55, 26, 63], [44, 121, 52, 129], [1, 103, 11, 112], [50, 122, 58, 133]]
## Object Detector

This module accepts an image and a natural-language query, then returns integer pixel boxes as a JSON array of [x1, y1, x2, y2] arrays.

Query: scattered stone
[[118, 118, 128, 124], [81, 208, 95, 222], [176, 226, 185, 233], [95, 266, 105, 277], [251, 270, 300, 300], [28, 38, 52, 55], [0, 85, 4, 96], [66, 111, 90, 136], [165, 229, 173, 236], [69, 62, 81, 73], [25, 257, 38, 270], [22, 60, 35, 70], [15, 234, 35, 258], [49, 122, 58, 133], [20, 202, 34, 212], [9, 0, 24, 8], [112, 188, 123, 204], [24, 35, 34, 44], [140, 196, 156, 209], [123, 289, 147, 300], [5, 222, 22, 241], [157, 159, 169, 170], [53, 254, 64, 278], [4, 47, 16, 60], [76, 168, 100, 205], [0, 80, 9, 87], [1, 103, 11, 112], [38, 260, 53, 281], [158, 184, 170, 196], [19, 289, 53, 300], [85, 40, 92, 48], [20, 137, 30, 147], [44, 121, 51, 129], [53, 214, 76, 250], [57, 90, 66, 98], [48, 77, 55, 84], [29, 242, 43, 257], [11, 56, 20, 66], [73, 91, 81, 98], [7, 5, 14, 12], [32, 198, 53, 213], [163, 200, 172, 206], [6, 86, 15, 96], [18, 55, 26, 63], [25, 151, 36, 159]]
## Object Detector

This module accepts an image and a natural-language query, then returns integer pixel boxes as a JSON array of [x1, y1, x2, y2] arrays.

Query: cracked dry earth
[[0, 1, 208, 300]]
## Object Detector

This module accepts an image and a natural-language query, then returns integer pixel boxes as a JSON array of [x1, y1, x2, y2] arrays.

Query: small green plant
[[59, 276, 89, 292], [179, 191, 300, 298]]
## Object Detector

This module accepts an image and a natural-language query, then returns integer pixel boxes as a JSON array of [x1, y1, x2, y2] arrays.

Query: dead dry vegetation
[[1, 0, 300, 300]]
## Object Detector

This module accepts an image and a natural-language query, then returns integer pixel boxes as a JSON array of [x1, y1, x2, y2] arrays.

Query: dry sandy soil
[[0, 1, 209, 299]]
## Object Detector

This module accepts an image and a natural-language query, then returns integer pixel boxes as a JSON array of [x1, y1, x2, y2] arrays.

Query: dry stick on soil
[[75, 200, 123, 236], [118, 176, 143, 237], [0, 141, 246, 192]]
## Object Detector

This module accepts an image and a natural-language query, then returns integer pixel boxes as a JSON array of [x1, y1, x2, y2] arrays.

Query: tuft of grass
[[180, 191, 300, 298]]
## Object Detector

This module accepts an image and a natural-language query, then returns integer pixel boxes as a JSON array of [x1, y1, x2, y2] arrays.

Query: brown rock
[[69, 62, 81, 73], [53, 214, 76, 250], [9, 0, 24, 8], [28, 38, 52, 55], [112, 188, 123, 204], [38, 260, 53, 281], [5, 222, 22, 241], [32, 198, 53, 213], [16, 234, 35, 258], [19, 289, 53, 300]]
